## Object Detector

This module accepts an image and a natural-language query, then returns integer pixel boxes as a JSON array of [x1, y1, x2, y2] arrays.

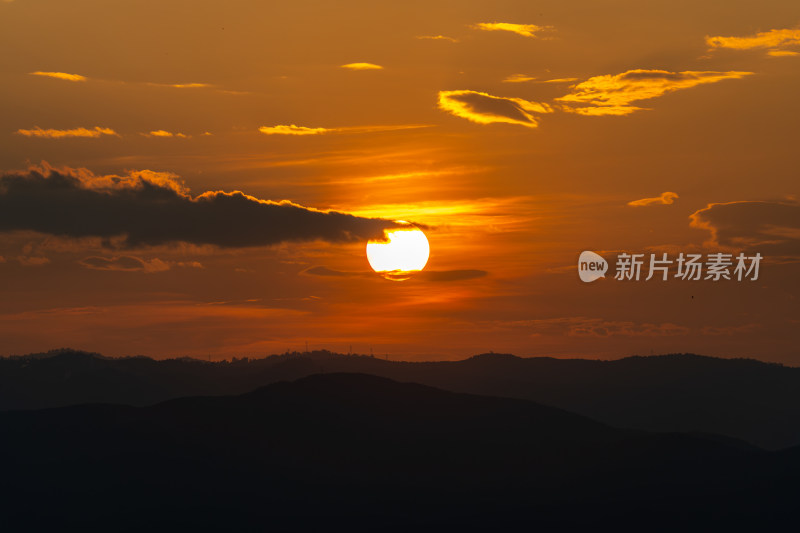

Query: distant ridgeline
[[2, 348, 799, 450]]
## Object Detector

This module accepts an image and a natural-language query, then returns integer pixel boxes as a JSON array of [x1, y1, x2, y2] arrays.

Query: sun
[[366, 222, 430, 281]]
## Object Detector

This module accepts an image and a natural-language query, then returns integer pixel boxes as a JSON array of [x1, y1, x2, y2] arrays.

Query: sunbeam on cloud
[[437, 90, 552, 128], [340, 62, 383, 70], [556, 69, 752, 116], [471, 22, 549, 38], [628, 191, 679, 206], [15, 126, 119, 139], [706, 28, 800, 56], [29, 71, 87, 82]]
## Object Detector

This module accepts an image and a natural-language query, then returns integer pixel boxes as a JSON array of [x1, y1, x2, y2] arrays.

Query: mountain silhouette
[[3, 373, 799, 529], [3, 349, 800, 450]]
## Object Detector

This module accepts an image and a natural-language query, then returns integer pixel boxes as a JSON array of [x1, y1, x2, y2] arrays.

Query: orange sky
[[1, 0, 798, 362]]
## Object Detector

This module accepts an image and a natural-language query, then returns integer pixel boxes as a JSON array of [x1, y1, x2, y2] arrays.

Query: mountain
[[3, 349, 800, 449], [2, 373, 797, 529]]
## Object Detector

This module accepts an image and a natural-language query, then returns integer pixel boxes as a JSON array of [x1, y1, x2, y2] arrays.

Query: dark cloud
[[690, 200, 800, 258], [0, 165, 399, 248]]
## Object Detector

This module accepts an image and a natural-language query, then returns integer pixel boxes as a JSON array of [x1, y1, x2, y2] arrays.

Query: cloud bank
[[0, 165, 400, 248]]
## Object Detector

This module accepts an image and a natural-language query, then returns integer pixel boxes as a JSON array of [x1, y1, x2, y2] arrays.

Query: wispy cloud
[[15, 126, 119, 139], [471, 22, 549, 38], [556, 69, 752, 116], [259, 125, 329, 136], [142, 130, 190, 138], [706, 28, 800, 56], [503, 74, 536, 83], [18, 256, 50, 266], [79, 255, 203, 273], [340, 62, 383, 70], [303, 265, 488, 282], [416, 35, 458, 43], [510, 317, 690, 337], [146, 82, 213, 89], [628, 191, 679, 207], [540, 77, 578, 83], [437, 90, 552, 128], [29, 71, 87, 82], [767, 49, 800, 57], [258, 124, 430, 136]]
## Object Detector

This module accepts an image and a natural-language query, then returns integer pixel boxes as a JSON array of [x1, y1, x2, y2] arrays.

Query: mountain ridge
[[3, 348, 800, 449]]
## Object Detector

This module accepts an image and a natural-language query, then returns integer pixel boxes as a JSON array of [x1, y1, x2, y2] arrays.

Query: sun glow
[[366, 224, 430, 281]]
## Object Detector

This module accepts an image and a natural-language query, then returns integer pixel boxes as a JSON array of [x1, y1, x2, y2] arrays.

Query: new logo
[[578, 251, 608, 283]]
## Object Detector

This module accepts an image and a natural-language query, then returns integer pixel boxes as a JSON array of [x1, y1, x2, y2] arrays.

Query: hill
[[2, 373, 797, 529], [3, 349, 800, 449]]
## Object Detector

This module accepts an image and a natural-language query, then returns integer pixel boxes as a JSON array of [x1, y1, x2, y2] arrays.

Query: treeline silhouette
[[2, 373, 800, 529], [3, 349, 800, 449]]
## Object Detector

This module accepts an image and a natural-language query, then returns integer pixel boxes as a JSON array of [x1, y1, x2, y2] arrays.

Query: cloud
[[419, 269, 487, 282], [628, 191, 679, 207], [17, 256, 50, 266], [416, 35, 458, 43], [0, 164, 401, 248], [689, 200, 800, 257], [340, 63, 383, 70], [511, 317, 690, 337], [503, 74, 536, 83], [540, 77, 579, 83], [303, 265, 488, 282], [258, 124, 430, 136], [706, 28, 800, 56], [258, 125, 329, 136], [767, 49, 800, 57], [437, 90, 552, 128], [302, 266, 359, 278], [146, 82, 212, 88], [471, 22, 549, 38], [142, 130, 190, 138], [15, 126, 119, 139], [556, 69, 752, 116], [78, 255, 202, 273], [79, 256, 170, 273], [29, 71, 87, 82]]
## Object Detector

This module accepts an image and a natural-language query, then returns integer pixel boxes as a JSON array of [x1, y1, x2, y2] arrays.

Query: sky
[[1, 0, 798, 362]]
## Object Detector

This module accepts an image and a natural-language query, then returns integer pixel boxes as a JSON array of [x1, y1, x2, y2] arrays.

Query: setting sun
[[366, 223, 430, 280]]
